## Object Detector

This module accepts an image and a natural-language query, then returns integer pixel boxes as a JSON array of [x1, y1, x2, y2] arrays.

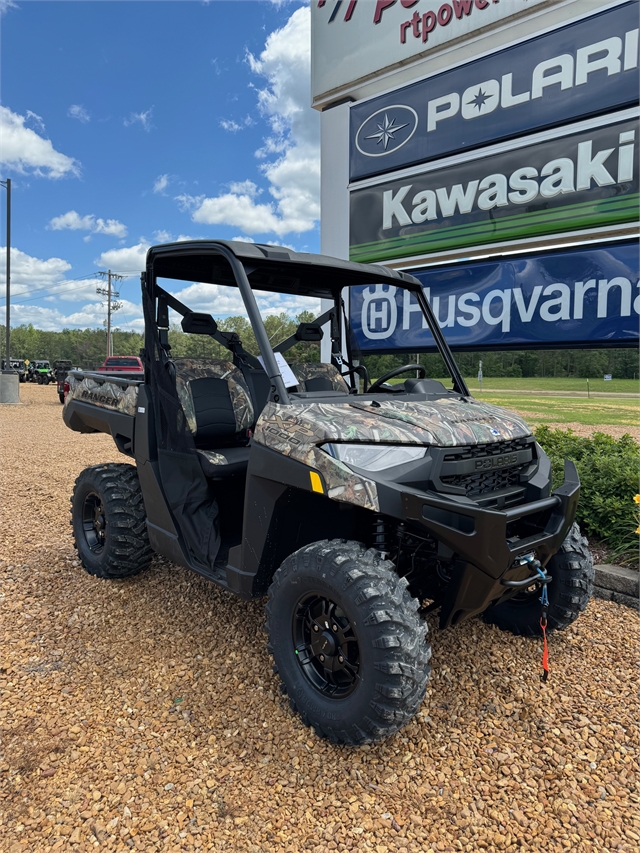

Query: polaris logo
[[474, 453, 517, 471]]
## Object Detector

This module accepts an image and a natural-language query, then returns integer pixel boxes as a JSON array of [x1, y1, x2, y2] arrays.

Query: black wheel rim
[[292, 593, 360, 698], [82, 492, 107, 554]]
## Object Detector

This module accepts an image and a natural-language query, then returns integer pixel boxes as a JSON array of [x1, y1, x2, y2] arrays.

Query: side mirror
[[181, 312, 218, 336]]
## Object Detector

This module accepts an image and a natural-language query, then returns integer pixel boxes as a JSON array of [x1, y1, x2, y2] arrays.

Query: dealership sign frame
[[348, 239, 640, 354]]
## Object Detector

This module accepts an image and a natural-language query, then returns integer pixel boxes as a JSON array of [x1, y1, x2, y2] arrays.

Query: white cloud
[[94, 241, 150, 273], [0, 1, 17, 16], [219, 115, 255, 133], [9, 298, 144, 333], [68, 104, 90, 123], [154, 229, 172, 243], [188, 7, 319, 238], [25, 110, 46, 133], [0, 247, 71, 300], [153, 174, 169, 194], [0, 106, 80, 178], [124, 108, 154, 132], [170, 281, 320, 319], [48, 210, 128, 239]]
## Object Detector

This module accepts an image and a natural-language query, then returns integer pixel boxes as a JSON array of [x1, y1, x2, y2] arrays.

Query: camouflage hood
[[253, 396, 531, 514], [255, 396, 531, 451]]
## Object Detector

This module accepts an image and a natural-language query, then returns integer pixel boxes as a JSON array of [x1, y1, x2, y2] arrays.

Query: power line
[[0, 271, 139, 307]]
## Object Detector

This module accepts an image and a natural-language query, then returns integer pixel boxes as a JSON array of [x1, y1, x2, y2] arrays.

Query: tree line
[[2, 321, 636, 379]]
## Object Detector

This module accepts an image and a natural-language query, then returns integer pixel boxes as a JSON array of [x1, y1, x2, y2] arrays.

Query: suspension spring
[[373, 516, 390, 556]]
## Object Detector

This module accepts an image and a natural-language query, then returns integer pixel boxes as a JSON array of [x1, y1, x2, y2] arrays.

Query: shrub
[[535, 426, 639, 564]]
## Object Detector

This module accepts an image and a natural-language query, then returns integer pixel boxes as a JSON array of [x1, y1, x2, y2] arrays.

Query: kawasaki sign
[[349, 117, 638, 263], [349, 2, 639, 180], [349, 241, 639, 352]]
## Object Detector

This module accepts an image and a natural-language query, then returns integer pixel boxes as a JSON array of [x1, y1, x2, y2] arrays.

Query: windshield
[[157, 278, 462, 396]]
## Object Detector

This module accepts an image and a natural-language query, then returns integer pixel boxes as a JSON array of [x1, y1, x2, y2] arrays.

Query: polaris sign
[[350, 3, 639, 180], [349, 242, 639, 352], [350, 117, 638, 263]]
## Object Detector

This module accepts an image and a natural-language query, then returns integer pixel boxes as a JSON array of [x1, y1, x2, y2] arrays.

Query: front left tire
[[266, 540, 431, 745]]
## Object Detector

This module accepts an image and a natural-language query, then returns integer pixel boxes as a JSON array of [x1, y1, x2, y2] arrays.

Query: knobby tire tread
[[71, 463, 153, 579], [483, 523, 594, 636], [265, 539, 431, 745]]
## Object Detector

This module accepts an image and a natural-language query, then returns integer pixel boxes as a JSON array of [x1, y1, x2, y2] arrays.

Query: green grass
[[477, 394, 638, 428], [462, 376, 638, 394], [381, 376, 639, 429]]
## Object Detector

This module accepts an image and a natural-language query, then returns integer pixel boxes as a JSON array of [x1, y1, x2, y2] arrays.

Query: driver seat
[[174, 358, 254, 479]]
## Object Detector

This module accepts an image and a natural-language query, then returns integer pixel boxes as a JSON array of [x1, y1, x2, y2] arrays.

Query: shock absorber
[[373, 516, 390, 557]]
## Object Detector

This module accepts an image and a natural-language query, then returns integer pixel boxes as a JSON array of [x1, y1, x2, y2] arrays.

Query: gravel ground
[[1, 385, 639, 853]]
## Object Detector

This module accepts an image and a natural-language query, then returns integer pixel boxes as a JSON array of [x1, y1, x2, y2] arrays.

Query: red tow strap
[[540, 617, 549, 682]]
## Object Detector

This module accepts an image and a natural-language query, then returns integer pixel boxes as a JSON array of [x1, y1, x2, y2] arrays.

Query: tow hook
[[500, 554, 552, 589]]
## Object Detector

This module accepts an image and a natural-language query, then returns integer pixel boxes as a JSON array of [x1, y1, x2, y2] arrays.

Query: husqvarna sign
[[311, 0, 547, 105], [350, 2, 639, 180], [350, 242, 639, 352]]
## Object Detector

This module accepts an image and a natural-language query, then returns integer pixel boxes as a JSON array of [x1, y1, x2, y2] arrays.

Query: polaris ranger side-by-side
[[63, 241, 593, 744]]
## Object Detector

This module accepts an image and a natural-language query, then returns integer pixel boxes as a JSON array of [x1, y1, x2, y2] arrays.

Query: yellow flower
[[634, 494, 640, 504], [636, 526, 640, 535]]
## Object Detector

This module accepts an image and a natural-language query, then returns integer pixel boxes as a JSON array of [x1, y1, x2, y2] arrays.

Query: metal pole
[[4, 179, 10, 370], [107, 269, 112, 358]]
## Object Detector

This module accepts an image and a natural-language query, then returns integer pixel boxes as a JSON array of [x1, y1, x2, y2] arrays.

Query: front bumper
[[380, 459, 580, 627]]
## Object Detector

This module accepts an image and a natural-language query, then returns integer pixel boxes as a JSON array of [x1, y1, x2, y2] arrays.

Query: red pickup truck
[[96, 356, 145, 378]]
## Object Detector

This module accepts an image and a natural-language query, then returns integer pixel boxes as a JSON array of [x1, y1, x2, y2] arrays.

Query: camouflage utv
[[63, 241, 593, 745]]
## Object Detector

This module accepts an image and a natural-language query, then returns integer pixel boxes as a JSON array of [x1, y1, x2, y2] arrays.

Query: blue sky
[[0, 0, 320, 332]]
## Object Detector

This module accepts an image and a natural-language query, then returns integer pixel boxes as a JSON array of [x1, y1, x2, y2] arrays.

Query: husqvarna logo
[[356, 106, 418, 157], [361, 285, 398, 340]]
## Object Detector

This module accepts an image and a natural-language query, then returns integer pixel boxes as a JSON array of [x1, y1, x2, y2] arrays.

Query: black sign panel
[[349, 118, 639, 264], [350, 2, 639, 181]]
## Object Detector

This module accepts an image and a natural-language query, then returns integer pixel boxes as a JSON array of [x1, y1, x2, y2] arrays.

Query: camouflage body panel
[[173, 358, 254, 435], [289, 362, 350, 394], [346, 397, 532, 446], [254, 402, 380, 511], [65, 374, 139, 417], [253, 395, 532, 510]]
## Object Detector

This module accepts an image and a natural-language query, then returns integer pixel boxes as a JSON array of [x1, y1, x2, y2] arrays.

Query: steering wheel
[[368, 364, 426, 394]]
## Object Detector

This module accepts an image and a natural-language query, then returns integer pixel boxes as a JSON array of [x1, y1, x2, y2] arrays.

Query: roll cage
[[143, 240, 469, 399]]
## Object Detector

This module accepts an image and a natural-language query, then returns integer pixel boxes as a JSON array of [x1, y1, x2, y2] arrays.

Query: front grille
[[439, 437, 534, 499], [442, 437, 531, 461], [441, 465, 523, 496]]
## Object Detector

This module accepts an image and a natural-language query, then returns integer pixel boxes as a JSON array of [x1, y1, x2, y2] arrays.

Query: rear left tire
[[71, 463, 152, 579]]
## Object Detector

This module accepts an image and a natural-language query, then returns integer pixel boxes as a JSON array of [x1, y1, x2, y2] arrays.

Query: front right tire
[[266, 540, 431, 745], [483, 523, 594, 635]]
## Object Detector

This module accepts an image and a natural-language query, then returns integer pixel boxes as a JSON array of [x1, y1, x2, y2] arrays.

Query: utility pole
[[96, 270, 124, 358]]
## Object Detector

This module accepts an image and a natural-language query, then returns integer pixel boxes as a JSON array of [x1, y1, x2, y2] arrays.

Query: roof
[[146, 240, 421, 299]]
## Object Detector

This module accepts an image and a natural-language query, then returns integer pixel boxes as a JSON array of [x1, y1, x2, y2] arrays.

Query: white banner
[[311, 0, 551, 102]]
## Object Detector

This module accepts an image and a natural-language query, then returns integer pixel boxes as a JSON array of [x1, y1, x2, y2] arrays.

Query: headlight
[[322, 443, 427, 472]]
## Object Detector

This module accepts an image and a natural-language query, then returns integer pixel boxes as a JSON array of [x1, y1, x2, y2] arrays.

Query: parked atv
[[53, 360, 73, 403], [31, 359, 53, 384], [1, 359, 26, 381], [63, 240, 593, 744]]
